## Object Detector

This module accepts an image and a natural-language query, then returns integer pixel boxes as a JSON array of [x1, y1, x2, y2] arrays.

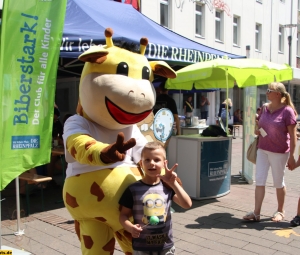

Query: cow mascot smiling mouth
[[62, 28, 176, 255]]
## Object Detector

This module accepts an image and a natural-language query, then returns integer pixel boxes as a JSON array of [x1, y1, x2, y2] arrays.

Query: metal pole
[[288, 0, 293, 94], [14, 177, 25, 236], [269, 0, 273, 62], [288, 35, 292, 92], [288, 35, 292, 67]]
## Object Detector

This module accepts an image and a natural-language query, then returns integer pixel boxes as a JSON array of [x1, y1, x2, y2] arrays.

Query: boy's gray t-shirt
[[119, 181, 175, 251]]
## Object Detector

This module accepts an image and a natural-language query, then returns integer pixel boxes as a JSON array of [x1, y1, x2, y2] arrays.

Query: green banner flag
[[0, 0, 67, 190]]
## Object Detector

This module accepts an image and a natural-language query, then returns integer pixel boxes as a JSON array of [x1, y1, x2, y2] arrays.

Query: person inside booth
[[153, 82, 180, 136]]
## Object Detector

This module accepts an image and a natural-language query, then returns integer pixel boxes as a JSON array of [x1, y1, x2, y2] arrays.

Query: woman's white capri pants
[[255, 148, 289, 188]]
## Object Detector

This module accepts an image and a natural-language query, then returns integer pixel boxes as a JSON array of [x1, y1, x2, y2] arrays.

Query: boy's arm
[[292, 152, 300, 170], [159, 162, 192, 209], [119, 206, 142, 238], [296, 156, 300, 169], [119, 206, 133, 232], [297, 146, 300, 168], [171, 182, 192, 209], [287, 124, 297, 170], [288, 145, 300, 170]]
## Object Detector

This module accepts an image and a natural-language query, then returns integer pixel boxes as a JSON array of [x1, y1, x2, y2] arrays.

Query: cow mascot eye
[[142, 66, 150, 80], [117, 62, 129, 76]]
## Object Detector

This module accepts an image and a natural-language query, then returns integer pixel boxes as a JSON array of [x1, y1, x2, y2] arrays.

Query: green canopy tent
[[166, 58, 293, 132]]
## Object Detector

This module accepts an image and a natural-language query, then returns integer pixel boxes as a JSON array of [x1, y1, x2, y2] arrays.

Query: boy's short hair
[[141, 141, 166, 159]]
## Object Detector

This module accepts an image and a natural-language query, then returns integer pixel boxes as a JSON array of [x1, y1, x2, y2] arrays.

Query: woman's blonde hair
[[222, 98, 232, 106], [268, 82, 297, 116]]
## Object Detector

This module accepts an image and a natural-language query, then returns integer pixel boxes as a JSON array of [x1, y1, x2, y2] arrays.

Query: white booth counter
[[167, 134, 232, 200], [181, 125, 209, 135]]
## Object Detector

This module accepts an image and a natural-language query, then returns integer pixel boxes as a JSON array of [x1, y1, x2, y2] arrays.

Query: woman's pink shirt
[[258, 105, 296, 153]]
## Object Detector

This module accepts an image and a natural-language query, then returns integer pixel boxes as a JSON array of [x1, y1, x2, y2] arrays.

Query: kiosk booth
[[167, 135, 232, 200]]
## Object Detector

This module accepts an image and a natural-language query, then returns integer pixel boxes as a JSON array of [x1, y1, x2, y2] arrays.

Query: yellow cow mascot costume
[[63, 28, 176, 255]]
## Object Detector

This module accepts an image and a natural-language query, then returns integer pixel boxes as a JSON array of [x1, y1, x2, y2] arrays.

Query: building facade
[[140, 0, 300, 118], [1, 0, 299, 119]]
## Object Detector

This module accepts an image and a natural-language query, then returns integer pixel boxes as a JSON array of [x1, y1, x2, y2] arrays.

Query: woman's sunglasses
[[266, 89, 277, 94]]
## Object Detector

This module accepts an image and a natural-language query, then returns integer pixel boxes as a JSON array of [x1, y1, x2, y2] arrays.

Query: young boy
[[288, 145, 300, 227], [290, 152, 300, 227], [290, 198, 300, 227], [119, 141, 192, 255]]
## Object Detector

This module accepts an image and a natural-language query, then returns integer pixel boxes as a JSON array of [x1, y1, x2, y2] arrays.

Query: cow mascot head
[[62, 28, 176, 255]]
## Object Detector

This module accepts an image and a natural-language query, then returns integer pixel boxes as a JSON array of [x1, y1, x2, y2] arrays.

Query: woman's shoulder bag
[[247, 136, 259, 164]]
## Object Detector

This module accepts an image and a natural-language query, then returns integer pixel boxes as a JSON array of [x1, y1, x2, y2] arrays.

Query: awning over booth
[[61, 0, 245, 65]]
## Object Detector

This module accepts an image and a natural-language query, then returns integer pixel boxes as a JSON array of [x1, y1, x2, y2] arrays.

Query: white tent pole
[[225, 69, 229, 133], [207, 91, 215, 125], [180, 90, 182, 116]]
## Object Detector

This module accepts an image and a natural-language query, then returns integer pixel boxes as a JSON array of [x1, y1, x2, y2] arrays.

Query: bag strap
[[185, 101, 193, 110]]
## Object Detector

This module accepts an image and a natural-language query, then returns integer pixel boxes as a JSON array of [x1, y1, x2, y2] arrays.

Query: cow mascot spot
[[62, 28, 176, 255]]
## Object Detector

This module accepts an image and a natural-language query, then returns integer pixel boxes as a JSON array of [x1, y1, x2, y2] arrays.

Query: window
[[233, 16, 240, 46], [278, 26, 284, 52], [255, 23, 262, 51], [215, 10, 224, 41], [160, 0, 169, 28], [195, 4, 204, 37]]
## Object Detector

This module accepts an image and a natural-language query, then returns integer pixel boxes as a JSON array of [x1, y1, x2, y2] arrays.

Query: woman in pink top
[[243, 82, 297, 222]]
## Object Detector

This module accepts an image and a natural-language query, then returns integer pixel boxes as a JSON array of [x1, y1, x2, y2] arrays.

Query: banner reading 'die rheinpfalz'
[[0, 0, 67, 190]]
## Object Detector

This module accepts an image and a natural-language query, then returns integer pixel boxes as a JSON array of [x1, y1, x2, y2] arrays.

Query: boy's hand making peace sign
[[157, 161, 178, 188]]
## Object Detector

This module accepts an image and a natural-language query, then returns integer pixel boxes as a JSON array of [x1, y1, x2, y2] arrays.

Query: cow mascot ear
[[62, 27, 179, 254], [149, 61, 177, 78]]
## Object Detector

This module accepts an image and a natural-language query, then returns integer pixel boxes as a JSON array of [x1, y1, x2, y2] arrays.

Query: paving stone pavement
[[1, 136, 300, 255]]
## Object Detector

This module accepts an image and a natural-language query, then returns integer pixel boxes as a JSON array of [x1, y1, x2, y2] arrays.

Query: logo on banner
[[11, 135, 40, 149], [208, 161, 228, 178]]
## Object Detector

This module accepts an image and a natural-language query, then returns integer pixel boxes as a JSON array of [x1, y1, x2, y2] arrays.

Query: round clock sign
[[153, 108, 174, 142]]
